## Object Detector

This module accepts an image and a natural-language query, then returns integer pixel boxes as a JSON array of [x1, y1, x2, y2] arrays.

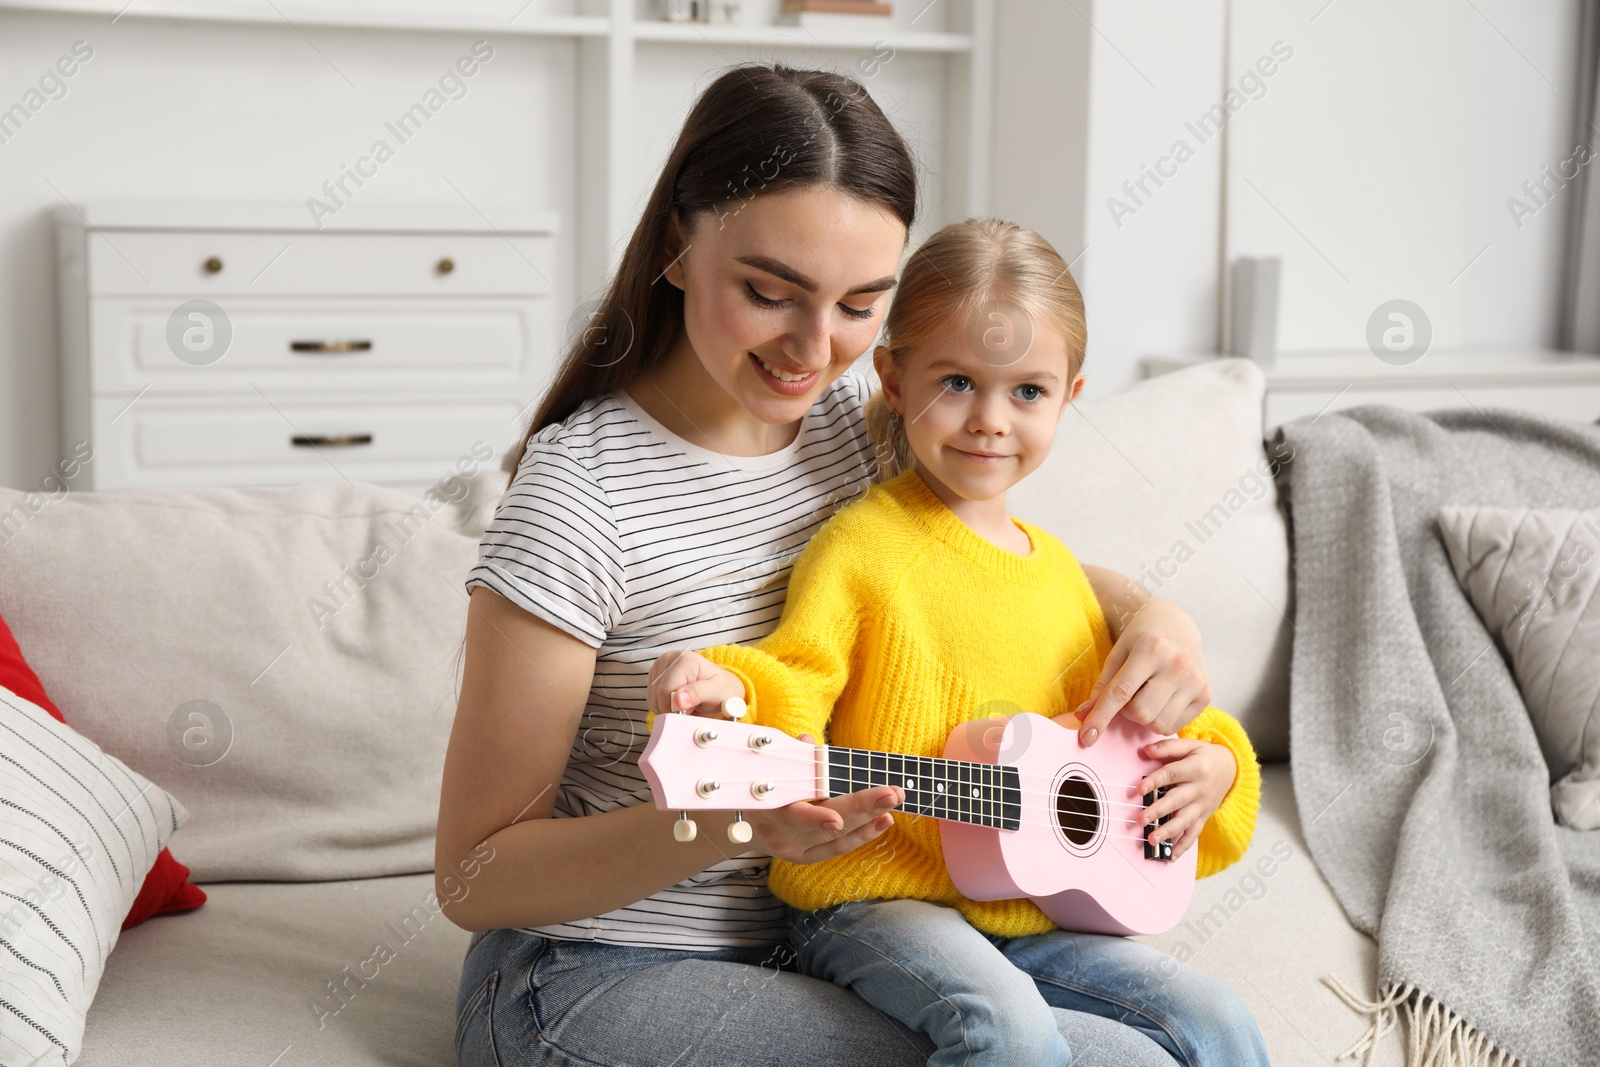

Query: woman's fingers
[[758, 786, 900, 864], [796, 813, 894, 865], [1078, 644, 1159, 745]]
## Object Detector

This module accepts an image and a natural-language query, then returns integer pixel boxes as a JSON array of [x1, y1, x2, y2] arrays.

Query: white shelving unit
[[5, 0, 996, 298]]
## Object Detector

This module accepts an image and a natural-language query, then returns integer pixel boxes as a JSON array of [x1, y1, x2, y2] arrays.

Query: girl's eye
[[839, 302, 876, 321], [940, 375, 973, 393], [1014, 384, 1045, 402], [745, 282, 787, 309]]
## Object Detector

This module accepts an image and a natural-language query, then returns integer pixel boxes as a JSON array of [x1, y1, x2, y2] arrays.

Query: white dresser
[[55, 202, 560, 490], [1141, 350, 1600, 431]]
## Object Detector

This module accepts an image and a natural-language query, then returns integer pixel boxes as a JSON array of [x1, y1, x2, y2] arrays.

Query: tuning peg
[[727, 811, 753, 844], [723, 696, 748, 720], [674, 812, 697, 842]]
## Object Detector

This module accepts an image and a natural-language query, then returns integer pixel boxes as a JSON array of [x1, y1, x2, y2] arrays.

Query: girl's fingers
[[1149, 801, 1207, 846], [1139, 748, 1203, 796], [1140, 781, 1196, 825]]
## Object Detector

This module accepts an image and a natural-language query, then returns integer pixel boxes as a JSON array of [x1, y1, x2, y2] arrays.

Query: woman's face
[[662, 185, 907, 425]]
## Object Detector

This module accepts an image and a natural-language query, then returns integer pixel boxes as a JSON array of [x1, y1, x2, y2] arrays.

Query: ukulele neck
[[822, 746, 1021, 831]]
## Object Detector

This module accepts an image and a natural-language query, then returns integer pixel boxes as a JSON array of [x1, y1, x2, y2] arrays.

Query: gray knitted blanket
[[1277, 406, 1600, 1067]]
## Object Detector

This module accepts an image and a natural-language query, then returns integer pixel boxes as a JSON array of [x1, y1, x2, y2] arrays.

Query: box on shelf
[[778, 0, 893, 32]]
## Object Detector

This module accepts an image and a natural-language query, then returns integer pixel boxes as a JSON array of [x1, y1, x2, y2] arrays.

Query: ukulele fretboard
[[824, 747, 1022, 831]]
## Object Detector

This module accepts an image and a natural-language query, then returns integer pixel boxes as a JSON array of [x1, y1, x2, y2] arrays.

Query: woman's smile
[[750, 351, 822, 394]]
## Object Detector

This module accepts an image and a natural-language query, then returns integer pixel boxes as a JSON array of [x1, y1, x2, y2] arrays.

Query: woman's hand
[[1136, 738, 1236, 860], [1075, 594, 1212, 746], [647, 649, 746, 717], [746, 742, 903, 864]]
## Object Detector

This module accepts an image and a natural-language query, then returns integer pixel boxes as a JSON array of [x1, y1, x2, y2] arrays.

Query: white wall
[[991, 0, 1231, 397], [1076, 0, 1229, 396], [1464, 0, 1580, 348], [991, 0, 1090, 297], [1225, 0, 1578, 352]]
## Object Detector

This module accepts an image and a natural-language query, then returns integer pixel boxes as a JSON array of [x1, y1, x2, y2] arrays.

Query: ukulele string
[[688, 769, 1165, 822], [684, 748, 1169, 813], [663, 767, 1185, 838], [681, 736, 1177, 797]]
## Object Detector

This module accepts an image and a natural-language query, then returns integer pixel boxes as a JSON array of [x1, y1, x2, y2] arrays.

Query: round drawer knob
[[435, 257, 455, 275], [203, 256, 223, 274]]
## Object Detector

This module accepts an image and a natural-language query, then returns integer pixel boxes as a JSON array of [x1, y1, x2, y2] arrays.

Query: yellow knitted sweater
[[700, 468, 1262, 938]]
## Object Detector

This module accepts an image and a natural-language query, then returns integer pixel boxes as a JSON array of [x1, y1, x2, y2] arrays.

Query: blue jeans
[[789, 899, 1269, 1067], [455, 924, 1187, 1066]]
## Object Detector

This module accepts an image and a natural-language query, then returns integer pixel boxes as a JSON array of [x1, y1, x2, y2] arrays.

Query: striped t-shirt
[[465, 371, 879, 949]]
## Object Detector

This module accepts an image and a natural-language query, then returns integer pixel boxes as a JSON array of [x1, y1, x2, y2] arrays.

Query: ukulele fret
[[822, 747, 1020, 831]]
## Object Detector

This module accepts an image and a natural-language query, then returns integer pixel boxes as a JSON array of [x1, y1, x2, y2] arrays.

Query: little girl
[[647, 219, 1268, 1067]]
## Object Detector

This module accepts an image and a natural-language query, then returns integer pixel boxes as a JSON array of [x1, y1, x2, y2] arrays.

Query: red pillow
[[0, 609, 206, 929]]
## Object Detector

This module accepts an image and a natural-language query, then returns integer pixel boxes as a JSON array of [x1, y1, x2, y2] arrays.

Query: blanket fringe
[[1321, 976, 1524, 1067]]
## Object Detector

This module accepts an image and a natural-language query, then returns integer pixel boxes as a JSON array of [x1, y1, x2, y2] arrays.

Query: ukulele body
[[938, 712, 1197, 936]]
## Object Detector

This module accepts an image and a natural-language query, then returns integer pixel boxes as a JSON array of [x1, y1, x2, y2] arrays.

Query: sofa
[[0, 358, 1403, 1066]]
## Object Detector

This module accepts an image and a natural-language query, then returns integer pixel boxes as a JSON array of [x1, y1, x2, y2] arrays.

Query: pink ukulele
[[639, 708, 1198, 936]]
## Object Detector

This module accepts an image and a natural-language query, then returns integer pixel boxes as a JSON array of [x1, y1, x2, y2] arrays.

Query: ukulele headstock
[[639, 713, 818, 840]]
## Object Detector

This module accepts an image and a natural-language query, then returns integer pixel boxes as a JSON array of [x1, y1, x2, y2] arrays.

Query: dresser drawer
[[91, 394, 524, 489], [86, 230, 555, 296], [89, 298, 554, 393]]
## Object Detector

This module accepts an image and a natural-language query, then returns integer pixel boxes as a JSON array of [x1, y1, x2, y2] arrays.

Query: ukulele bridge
[[1143, 786, 1173, 862]]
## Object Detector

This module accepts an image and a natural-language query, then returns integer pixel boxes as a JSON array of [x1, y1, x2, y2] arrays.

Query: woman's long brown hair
[[508, 63, 918, 482]]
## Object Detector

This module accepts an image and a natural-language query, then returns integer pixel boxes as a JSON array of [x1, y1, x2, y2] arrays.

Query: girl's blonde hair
[[865, 218, 1087, 481]]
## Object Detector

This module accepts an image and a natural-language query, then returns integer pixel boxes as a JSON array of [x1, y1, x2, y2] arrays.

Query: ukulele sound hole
[[1055, 774, 1101, 846]]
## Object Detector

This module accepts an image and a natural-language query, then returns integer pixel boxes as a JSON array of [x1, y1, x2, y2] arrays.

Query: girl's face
[[876, 311, 1084, 503], [662, 185, 906, 426]]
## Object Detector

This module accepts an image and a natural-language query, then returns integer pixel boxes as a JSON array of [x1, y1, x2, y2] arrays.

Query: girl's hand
[[1136, 738, 1236, 860], [647, 660, 904, 862], [1076, 596, 1211, 746], [646, 650, 746, 717]]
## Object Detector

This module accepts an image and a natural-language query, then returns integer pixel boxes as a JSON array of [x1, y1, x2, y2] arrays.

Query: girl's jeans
[[455, 903, 1265, 1066], [789, 898, 1270, 1067]]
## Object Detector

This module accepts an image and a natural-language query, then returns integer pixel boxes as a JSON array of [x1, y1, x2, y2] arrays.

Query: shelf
[[0, 0, 610, 37], [1, 0, 967, 48], [632, 21, 972, 53], [1141, 350, 1600, 389]]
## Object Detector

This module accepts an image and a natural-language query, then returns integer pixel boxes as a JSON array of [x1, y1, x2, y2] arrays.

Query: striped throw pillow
[[0, 683, 189, 1064]]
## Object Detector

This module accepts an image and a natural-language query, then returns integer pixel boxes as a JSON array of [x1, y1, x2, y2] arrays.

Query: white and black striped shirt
[[466, 372, 879, 949]]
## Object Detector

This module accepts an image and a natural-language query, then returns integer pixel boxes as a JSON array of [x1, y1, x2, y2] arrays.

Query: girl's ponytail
[[864, 382, 915, 482]]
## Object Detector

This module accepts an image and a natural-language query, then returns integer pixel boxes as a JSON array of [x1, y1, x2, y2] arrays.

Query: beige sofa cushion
[[1009, 358, 1293, 759], [0, 470, 500, 882], [72, 768, 1383, 1067]]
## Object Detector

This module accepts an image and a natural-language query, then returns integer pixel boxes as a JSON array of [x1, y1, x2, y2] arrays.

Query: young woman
[[438, 64, 1220, 1067]]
